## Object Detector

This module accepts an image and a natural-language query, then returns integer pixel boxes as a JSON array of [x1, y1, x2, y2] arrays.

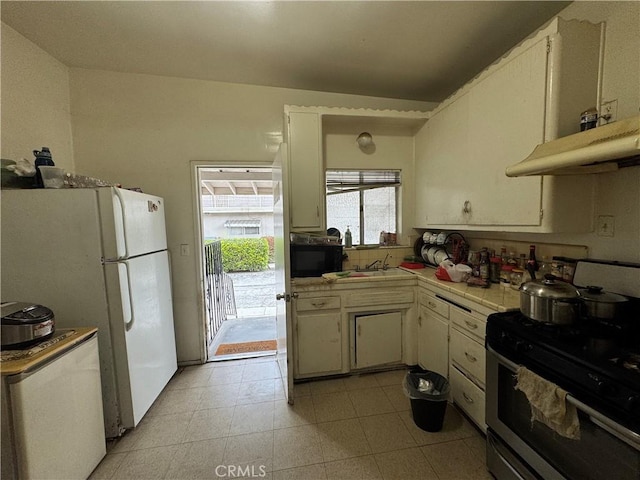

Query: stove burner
[[611, 353, 640, 372]]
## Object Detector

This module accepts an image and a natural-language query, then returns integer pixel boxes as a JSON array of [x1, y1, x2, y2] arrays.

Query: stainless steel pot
[[519, 274, 582, 325], [578, 286, 629, 320]]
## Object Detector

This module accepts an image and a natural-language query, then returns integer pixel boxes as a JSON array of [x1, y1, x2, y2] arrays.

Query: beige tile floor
[[90, 357, 492, 480]]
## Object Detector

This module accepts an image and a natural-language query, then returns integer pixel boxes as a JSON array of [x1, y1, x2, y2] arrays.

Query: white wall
[[68, 69, 435, 363], [0, 24, 74, 170], [466, 2, 640, 263]]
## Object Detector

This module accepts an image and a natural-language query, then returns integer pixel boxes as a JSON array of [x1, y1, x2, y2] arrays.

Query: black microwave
[[290, 244, 343, 278]]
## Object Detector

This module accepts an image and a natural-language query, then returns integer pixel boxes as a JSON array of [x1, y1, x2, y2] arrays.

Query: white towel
[[515, 366, 580, 440]]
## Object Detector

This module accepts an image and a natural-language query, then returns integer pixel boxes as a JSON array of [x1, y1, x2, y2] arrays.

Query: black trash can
[[403, 371, 450, 432]]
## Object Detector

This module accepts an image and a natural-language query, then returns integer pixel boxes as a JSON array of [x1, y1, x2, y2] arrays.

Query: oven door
[[486, 346, 640, 480]]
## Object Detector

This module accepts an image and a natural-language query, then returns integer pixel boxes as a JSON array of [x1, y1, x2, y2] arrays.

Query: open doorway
[[196, 166, 277, 362]]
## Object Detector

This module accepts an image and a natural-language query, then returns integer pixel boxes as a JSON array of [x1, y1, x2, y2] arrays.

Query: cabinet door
[[355, 312, 402, 369], [415, 94, 470, 226], [465, 38, 548, 226], [288, 112, 324, 231], [418, 306, 449, 377], [296, 312, 342, 376]]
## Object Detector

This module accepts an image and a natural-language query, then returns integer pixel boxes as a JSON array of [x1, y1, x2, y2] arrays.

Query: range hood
[[506, 115, 640, 176]]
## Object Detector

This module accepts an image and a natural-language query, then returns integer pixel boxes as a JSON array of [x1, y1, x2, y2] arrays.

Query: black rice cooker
[[1, 302, 55, 349]]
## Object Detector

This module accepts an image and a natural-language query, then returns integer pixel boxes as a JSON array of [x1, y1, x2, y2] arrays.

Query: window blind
[[326, 170, 401, 195]]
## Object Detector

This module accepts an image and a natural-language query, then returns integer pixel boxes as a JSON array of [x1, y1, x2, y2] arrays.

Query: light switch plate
[[597, 215, 615, 237], [180, 244, 190, 256]]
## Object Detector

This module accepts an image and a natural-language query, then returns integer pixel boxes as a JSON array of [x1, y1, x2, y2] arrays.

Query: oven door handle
[[566, 395, 640, 451], [486, 345, 520, 372], [487, 345, 640, 451]]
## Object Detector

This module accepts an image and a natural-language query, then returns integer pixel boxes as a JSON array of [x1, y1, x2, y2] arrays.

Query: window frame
[[326, 169, 400, 245]]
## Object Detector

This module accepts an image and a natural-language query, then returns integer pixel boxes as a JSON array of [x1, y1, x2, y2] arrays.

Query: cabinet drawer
[[450, 366, 486, 431], [418, 292, 449, 319], [346, 289, 414, 308], [450, 328, 486, 386], [296, 296, 341, 312], [450, 308, 486, 342]]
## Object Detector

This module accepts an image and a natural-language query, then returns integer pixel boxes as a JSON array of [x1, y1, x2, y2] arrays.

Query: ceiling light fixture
[[356, 132, 373, 148]]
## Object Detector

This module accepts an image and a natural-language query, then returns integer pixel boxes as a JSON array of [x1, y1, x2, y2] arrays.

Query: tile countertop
[[292, 266, 521, 312], [1, 327, 98, 376], [405, 266, 521, 312]]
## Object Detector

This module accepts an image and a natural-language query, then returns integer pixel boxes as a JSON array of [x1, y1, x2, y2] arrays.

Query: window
[[224, 219, 261, 237], [326, 170, 399, 245]]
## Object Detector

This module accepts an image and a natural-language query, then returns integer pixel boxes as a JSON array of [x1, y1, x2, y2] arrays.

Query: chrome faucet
[[382, 253, 390, 270], [364, 259, 381, 270]]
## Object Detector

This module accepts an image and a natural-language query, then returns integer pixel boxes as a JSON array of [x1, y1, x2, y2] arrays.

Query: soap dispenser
[[344, 226, 352, 248]]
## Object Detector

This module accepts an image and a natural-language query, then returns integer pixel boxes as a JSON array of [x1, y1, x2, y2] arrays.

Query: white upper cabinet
[[415, 18, 602, 233], [286, 110, 325, 231]]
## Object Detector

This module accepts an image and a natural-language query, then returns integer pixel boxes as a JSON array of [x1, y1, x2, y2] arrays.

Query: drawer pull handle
[[464, 352, 477, 363], [428, 301, 437, 309], [312, 301, 326, 308], [462, 392, 474, 404], [464, 320, 478, 330]]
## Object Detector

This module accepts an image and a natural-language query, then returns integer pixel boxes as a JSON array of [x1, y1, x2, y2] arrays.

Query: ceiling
[[1, 1, 571, 102], [200, 168, 273, 197]]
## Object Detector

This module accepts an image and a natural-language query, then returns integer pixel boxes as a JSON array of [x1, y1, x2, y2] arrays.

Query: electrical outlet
[[180, 244, 190, 256], [600, 99, 618, 123], [597, 215, 615, 237]]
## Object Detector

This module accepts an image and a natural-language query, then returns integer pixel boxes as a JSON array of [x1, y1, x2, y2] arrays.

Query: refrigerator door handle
[[114, 188, 129, 259], [121, 260, 135, 331]]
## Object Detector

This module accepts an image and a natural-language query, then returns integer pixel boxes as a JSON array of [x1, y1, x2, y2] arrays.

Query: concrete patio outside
[[208, 265, 277, 361]]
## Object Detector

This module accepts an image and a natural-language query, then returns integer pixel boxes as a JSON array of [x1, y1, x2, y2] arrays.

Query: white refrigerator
[[1, 187, 178, 438]]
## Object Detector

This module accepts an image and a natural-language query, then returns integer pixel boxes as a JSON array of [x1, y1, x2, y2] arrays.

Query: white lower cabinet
[[296, 311, 343, 377], [353, 312, 402, 369], [292, 282, 416, 379], [418, 303, 449, 378], [418, 282, 492, 431], [294, 294, 343, 378], [450, 366, 486, 431], [450, 327, 486, 387]]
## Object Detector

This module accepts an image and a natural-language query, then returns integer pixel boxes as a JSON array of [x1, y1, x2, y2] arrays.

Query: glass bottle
[[527, 244, 539, 272], [490, 257, 501, 283], [479, 250, 490, 283], [33, 147, 54, 188], [538, 256, 551, 277], [344, 226, 352, 248], [500, 246, 508, 265], [518, 254, 527, 269]]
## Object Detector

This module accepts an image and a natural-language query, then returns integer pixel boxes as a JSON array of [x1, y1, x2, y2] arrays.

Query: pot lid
[[520, 274, 580, 299], [578, 286, 629, 304]]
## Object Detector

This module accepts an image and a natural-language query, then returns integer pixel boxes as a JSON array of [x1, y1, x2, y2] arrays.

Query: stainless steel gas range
[[485, 260, 640, 480]]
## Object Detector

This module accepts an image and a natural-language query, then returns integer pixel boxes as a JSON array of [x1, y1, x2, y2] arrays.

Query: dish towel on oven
[[515, 366, 581, 440]]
